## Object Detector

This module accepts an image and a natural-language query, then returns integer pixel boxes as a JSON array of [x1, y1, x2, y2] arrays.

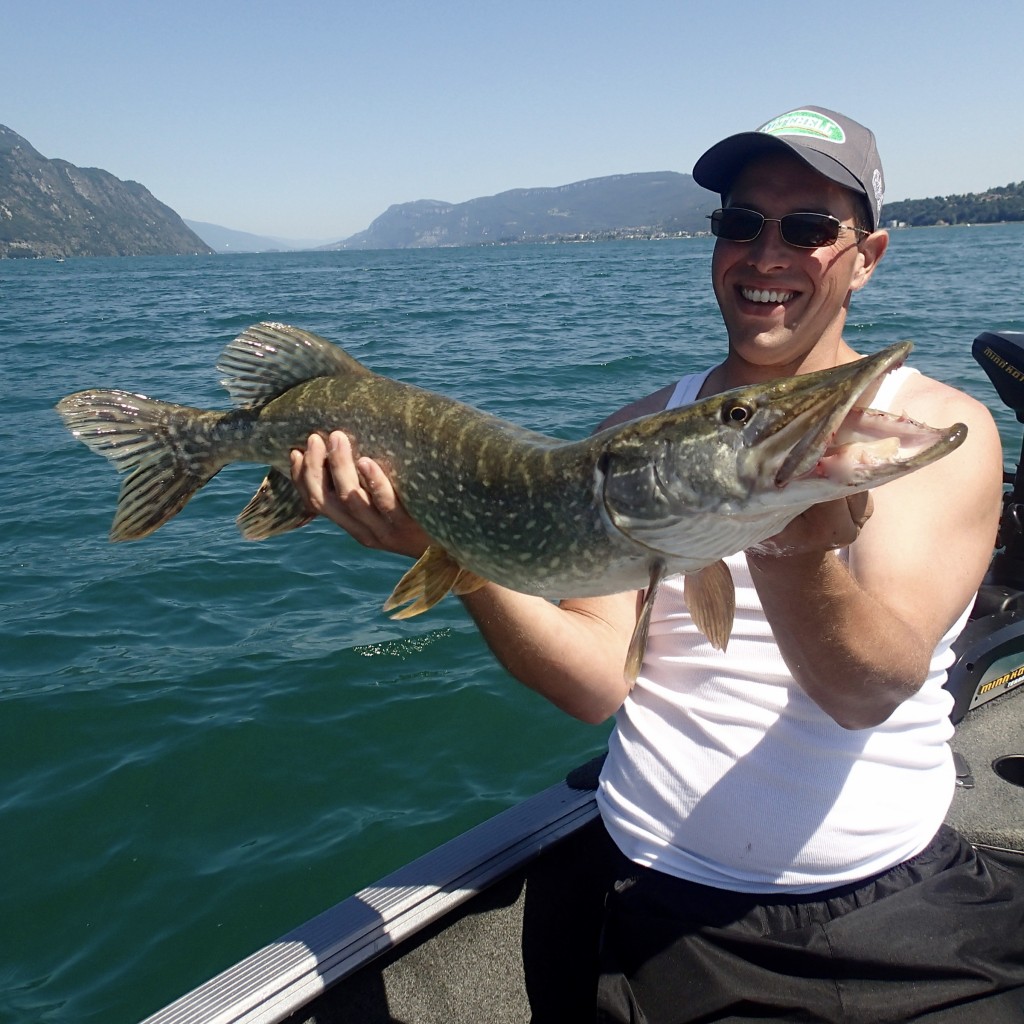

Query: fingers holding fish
[[291, 432, 431, 558], [807, 492, 874, 551], [324, 431, 372, 511], [749, 492, 875, 557], [848, 492, 874, 530], [291, 432, 372, 542]]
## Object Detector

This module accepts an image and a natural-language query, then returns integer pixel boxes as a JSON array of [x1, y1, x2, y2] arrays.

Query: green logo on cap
[[759, 110, 845, 145]]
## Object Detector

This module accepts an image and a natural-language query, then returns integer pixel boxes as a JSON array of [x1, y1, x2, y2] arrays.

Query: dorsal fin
[[216, 322, 371, 408]]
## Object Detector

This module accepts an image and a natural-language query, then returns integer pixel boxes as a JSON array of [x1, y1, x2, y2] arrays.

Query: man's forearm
[[459, 584, 636, 725], [746, 549, 932, 729]]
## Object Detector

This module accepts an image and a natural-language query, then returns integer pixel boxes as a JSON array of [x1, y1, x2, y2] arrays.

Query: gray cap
[[692, 106, 885, 230]]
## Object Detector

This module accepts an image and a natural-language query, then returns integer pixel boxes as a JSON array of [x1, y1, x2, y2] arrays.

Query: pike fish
[[56, 322, 966, 682]]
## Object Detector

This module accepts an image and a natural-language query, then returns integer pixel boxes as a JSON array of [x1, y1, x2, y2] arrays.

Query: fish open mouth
[[802, 407, 968, 486], [747, 342, 968, 493], [769, 343, 914, 487]]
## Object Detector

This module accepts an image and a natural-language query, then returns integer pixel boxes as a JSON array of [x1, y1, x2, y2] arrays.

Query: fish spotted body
[[56, 323, 967, 681]]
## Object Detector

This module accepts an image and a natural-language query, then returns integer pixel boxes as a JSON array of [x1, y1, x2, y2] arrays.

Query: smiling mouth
[[741, 287, 796, 304]]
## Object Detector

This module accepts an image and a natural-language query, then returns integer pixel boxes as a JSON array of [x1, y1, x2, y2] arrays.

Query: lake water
[[2, 225, 1022, 1023]]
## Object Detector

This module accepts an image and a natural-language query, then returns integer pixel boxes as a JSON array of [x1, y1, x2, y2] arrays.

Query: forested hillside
[[0, 125, 211, 258], [883, 181, 1023, 227]]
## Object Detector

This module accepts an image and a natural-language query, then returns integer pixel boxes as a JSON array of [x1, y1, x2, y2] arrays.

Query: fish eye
[[721, 401, 752, 425]]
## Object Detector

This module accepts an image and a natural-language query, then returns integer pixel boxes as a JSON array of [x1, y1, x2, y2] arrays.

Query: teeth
[[742, 287, 794, 304]]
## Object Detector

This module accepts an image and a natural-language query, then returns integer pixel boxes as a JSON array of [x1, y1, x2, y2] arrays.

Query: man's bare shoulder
[[891, 369, 1004, 500], [900, 370, 997, 436], [593, 383, 677, 433]]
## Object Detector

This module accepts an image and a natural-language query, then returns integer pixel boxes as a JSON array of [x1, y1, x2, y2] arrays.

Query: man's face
[[711, 151, 882, 377]]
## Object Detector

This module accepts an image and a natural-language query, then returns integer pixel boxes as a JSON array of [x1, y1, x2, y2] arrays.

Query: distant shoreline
[[886, 220, 1021, 229]]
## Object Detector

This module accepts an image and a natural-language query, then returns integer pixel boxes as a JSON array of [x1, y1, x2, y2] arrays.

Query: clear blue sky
[[8, 0, 1024, 243]]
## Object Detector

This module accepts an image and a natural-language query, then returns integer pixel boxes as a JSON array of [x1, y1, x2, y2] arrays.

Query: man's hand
[[749, 492, 874, 557], [289, 431, 431, 559], [290, 430, 635, 722]]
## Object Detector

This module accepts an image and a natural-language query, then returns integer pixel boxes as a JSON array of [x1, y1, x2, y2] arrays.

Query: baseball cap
[[692, 106, 885, 230]]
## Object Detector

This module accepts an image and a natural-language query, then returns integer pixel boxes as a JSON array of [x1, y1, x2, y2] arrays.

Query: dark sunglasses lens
[[711, 208, 764, 241], [781, 214, 841, 248]]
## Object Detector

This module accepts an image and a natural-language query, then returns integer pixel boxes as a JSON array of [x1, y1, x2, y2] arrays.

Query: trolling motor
[[944, 330, 1024, 722]]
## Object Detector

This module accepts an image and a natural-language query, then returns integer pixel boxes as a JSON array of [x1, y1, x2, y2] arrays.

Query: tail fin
[[56, 390, 223, 541]]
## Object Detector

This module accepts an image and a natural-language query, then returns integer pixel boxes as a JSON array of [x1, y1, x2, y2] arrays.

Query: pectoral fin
[[451, 568, 489, 596], [624, 560, 668, 686], [384, 545, 467, 619], [237, 468, 314, 540], [683, 560, 735, 651]]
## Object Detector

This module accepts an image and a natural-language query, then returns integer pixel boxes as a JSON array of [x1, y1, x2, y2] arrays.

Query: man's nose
[[746, 221, 792, 269]]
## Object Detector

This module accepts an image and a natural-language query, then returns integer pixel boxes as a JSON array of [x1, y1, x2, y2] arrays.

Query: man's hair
[[853, 195, 874, 234]]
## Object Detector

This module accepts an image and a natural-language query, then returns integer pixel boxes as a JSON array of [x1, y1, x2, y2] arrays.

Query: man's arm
[[290, 432, 638, 724], [746, 382, 1003, 730]]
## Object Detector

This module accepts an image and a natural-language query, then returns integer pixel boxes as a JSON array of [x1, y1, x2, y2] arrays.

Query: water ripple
[[2, 228, 1020, 1022]]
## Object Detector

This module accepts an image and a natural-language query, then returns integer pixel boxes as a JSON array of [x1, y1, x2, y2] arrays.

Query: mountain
[[0, 125, 212, 258], [184, 220, 334, 253], [329, 172, 713, 250], [185, 220, 294, 253]]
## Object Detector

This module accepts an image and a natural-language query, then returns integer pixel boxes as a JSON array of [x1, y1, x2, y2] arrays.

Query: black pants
[[595, 826, 1024, 1023]]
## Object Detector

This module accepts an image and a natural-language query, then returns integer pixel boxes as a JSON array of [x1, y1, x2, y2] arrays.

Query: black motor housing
[[945, 331, 1024, 723], [972, 330, 1024, 423]]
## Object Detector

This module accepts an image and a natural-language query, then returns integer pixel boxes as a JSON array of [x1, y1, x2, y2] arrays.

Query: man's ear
[[850, 229, 889, 292]]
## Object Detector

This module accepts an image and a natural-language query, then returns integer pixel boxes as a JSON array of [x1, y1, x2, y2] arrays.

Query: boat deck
[[143, 692, 1024, 1024]]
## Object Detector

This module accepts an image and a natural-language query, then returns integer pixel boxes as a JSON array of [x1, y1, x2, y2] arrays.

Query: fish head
[[597, 341, 967, 560]]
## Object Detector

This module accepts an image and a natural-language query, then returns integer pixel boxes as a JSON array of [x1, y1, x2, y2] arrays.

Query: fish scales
[[222, 364, 622, 594], [56, 322, 967, 678]]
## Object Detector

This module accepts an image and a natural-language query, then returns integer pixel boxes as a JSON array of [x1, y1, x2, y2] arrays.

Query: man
[[291, 107, 1024, 1021]]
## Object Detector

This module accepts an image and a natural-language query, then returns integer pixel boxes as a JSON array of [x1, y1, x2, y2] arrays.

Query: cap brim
[[693, 131, 864, 199]]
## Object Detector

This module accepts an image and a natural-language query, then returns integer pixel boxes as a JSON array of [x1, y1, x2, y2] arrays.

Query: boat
[[142, 330, 1024, 1024]]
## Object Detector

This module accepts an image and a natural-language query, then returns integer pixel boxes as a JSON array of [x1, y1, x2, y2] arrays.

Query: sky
[[7, 0, 1024, 244]]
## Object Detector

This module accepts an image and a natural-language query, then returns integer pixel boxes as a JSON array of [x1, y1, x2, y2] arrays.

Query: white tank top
[[597, 364, 970, 893]]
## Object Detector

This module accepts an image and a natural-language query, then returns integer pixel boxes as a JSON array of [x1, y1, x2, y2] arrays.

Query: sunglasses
[[708, 207, 870, 249]]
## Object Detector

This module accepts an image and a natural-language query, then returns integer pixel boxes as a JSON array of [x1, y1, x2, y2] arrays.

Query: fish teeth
[[741, 287, 795, 304]]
